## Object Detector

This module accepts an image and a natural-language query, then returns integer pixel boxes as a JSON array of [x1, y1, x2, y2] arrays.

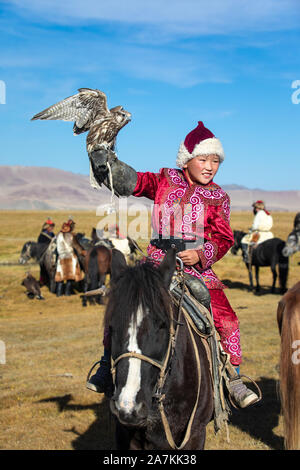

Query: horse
[[277, 282, 300, 449], [106, 248, 213, 450], [19, 240, 57, 293], [231, 230, 288, 294], [282, 212, 300, 257], [81, 244, 112, 306]]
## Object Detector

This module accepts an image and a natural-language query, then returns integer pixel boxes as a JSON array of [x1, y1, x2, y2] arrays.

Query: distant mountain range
[[0, 165, 299, 211]]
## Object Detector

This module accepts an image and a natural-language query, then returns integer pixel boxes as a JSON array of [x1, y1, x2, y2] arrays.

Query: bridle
[[110, 259, 203, 450]]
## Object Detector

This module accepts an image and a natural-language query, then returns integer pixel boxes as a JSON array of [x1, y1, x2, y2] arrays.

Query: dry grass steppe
[[0, 210, 299, 450]]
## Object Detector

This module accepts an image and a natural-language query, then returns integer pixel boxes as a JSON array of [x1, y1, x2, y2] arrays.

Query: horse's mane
[[105, 261, 172, 334]]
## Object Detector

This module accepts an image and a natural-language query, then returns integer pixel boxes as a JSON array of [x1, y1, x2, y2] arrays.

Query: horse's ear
[[111, 248, 127, 283], [158, 248, 177, 289]]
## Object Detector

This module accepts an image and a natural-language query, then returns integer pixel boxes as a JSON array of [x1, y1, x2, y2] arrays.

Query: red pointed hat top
[[184, 121, 215, 154]]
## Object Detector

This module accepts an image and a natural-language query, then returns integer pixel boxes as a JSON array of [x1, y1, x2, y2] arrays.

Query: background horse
[[277, 282, 300, 449], [91, 227, 139, 263], [231, 230, 288, 294], [19, 240, 57, 293], [106, 248, 213, 450]]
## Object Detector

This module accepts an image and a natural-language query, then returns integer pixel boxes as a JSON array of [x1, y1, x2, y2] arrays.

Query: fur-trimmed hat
[[176, 121, 225, 168], [45, 217, 54, 226]]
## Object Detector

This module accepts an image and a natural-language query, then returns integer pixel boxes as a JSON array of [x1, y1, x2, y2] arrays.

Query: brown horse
[[277, 281, 300, 449], [82, 244, 112, 306]]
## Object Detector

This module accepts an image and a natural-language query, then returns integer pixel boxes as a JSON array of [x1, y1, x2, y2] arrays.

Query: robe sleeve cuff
[[196, 242, 218, 270]]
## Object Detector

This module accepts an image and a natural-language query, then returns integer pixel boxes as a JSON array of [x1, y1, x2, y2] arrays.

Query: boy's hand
[[177, 249, 199, 266]]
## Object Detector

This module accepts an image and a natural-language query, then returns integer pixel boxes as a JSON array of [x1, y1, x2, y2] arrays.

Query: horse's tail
[[278, 241, 289, 293], [277, 283, 300, 449]]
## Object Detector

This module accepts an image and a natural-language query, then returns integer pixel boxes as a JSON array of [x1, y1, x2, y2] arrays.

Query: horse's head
[[282, 230, 300, 257], [19, 241, 33, 264], [231, 230, 245, 255], [108, 248, 176, 428], [91, 227, 102, 243]]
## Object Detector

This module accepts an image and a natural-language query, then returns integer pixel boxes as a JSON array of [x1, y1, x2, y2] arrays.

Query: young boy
[[86, 121, 259, 409]]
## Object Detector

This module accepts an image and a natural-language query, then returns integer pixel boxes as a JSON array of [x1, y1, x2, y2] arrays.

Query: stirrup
[[86, 360, 101, 384]]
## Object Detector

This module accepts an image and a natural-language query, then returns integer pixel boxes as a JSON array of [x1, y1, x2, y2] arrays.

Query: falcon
[[31, 88, 131, 153]]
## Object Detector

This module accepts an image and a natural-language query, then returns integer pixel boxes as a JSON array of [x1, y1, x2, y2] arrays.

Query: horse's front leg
[[96, 273, 106, 305]]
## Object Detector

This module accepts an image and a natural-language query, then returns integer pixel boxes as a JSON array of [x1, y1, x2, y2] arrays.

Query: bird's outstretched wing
[[31, 88, 110, 135]]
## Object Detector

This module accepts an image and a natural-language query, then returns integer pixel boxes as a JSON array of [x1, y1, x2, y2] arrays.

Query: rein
[[111, 261, 203, 450], [33, 239, 55, 264]]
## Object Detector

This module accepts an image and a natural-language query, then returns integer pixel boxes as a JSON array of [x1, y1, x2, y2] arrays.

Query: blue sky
[[0, 0, 300, 190]]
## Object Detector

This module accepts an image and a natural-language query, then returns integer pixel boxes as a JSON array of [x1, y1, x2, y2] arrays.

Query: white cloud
[[7, 0, 300, 35]]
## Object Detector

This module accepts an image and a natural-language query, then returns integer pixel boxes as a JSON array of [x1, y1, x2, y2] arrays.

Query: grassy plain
[[0, 210, 299, 450]]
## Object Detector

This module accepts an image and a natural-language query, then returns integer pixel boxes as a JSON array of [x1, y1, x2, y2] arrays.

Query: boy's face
[[183, 154, 220, 185]]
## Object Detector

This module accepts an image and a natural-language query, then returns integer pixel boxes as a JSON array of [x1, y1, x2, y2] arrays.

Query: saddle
[[170, 278, 232, 434], [250, 231, 260, 244]]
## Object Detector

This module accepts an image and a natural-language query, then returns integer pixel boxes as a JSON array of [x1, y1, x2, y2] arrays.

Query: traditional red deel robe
[[131, 167, 241, 366]]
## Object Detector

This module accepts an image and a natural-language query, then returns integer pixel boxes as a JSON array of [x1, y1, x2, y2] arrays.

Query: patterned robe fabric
[[37, 229, 55, 245], [132, 167, 241, 366]]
